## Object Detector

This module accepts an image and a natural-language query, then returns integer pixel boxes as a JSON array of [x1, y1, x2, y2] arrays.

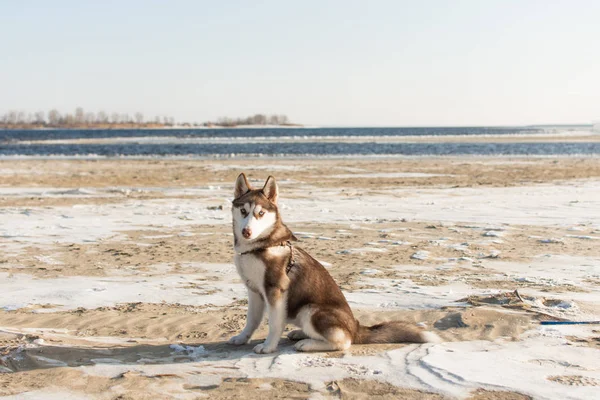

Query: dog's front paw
[[228, 333, 250, 345], [253, 342, 277, 354]]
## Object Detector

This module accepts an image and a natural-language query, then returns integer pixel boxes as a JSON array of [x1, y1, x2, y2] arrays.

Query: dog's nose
[[242, 228, 252, 239]]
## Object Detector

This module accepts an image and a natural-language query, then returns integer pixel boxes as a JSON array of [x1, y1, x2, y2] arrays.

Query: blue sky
[[1, 0, 599, 126]]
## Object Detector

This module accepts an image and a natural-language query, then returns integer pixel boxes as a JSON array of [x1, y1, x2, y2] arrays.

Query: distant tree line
[[0, 108, 297, 129], [208, 114, 291, 127], [0, 108, 175, 128]]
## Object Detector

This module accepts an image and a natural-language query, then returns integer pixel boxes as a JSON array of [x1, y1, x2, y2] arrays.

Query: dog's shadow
[[2, 338, 299, 374]]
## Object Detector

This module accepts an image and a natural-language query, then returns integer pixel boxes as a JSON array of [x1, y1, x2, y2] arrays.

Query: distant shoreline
[[1, 124, 595, 131], [0, 111, 299, 130], [0, 123, 305, 131]]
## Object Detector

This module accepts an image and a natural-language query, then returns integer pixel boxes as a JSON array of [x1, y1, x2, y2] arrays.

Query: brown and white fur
[[228, 173, 439, 354]]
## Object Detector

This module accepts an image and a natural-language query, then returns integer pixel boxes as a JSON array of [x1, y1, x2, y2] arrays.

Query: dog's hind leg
[[287, 330, 309, 341], [294, 328, 351, 352], [293, 306, 353, 352]]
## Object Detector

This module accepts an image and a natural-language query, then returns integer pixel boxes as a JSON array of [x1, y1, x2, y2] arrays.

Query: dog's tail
[[353, 321, 440, 344]]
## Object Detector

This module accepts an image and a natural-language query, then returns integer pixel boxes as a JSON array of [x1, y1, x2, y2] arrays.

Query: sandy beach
[[1, 156, 599, 399]]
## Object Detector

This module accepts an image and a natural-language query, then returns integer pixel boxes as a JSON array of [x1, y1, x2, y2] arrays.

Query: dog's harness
[[239, 240, 295, 275], [284, 240, 295, 274]]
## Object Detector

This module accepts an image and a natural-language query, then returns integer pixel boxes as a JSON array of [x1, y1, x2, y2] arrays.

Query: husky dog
[[229, 173, 438, 353]]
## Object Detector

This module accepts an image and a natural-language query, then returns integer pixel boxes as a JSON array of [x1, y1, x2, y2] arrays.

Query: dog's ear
[[262, 175, 278, 204], [234, 173, 252, 198]]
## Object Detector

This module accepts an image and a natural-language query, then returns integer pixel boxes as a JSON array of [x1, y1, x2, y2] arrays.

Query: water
[[1, 127, 597, 157], [0, 127, 549, 141]]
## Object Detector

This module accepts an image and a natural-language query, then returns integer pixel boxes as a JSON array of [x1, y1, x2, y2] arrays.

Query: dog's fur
[[228, 173, 439, 353]]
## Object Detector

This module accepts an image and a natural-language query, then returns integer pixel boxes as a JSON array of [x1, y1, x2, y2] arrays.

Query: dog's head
[[232, 173, 279, 242]]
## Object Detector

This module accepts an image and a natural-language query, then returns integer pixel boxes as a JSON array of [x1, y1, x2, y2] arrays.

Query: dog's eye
[[258, 211, 265, 217], [240, 209, 247, 216]]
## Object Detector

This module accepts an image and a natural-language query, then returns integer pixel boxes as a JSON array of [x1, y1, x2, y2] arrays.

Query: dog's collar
[[238, 241, 295, 274]]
